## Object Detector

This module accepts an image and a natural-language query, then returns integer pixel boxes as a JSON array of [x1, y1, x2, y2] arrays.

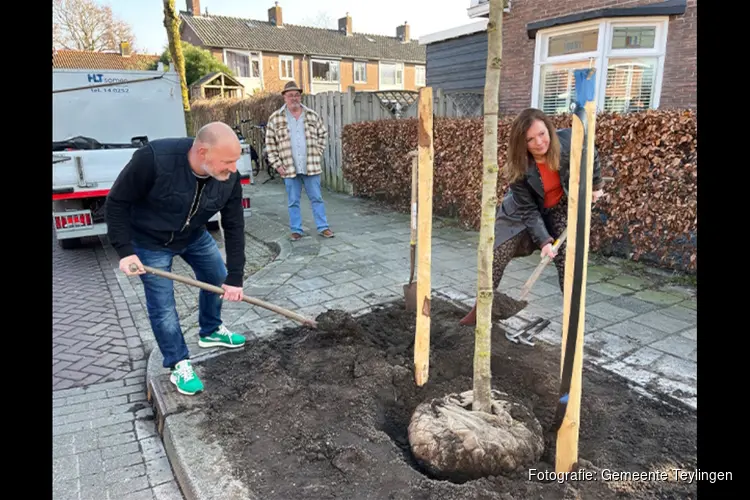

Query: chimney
[[268, 2, 283, 27], [338, 13, 352, 36], [120, 41, 131, 57], [397, 22, 410, 42], [186, 0, 201, 16]]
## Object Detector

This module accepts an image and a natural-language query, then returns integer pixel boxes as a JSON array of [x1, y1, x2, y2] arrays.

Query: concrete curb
[[163, 409, 256, 500]]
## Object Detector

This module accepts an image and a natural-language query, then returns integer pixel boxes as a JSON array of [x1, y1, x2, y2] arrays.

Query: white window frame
[[310, 58, 340, 83], [530, 16, 669, 114], [279, 55, 294, 80], [415, 65, 426, 87], [378, 61, 404, 89], [223, 49, 262, 80], [354, 61, 367, 83]]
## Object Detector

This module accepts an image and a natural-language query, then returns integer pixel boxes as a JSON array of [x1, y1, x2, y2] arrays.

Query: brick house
[[53, 42, 160, 70], [178, 1, 426, 95], [419, 0, 696, 115]]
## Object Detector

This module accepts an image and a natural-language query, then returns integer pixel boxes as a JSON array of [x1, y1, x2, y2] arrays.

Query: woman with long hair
[[459, 107, 605, 326]]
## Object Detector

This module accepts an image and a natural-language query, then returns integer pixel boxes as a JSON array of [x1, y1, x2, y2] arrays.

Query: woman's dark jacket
[[494, 128, 603, 249]]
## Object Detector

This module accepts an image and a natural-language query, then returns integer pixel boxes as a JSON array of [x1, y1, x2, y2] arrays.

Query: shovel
[[518, 176, 614, 301], [129, 264, 318, 328], [403, 150, 419, 311]]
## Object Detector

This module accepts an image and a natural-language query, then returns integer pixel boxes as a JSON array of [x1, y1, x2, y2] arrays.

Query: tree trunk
[[162, 0, 193, 135], [472, 0, 504, 414]]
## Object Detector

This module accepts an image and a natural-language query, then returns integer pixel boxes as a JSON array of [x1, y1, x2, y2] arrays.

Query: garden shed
[[189, 72, 245, 100]]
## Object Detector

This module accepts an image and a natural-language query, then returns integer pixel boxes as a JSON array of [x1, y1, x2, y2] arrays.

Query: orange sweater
[[537, 162, 563, 208]]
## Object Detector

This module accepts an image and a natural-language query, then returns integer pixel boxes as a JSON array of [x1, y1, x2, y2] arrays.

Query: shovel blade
[[404, 283, 417, 312]]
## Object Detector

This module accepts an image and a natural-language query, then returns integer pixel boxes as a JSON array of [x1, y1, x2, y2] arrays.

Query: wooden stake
[[556, 76, 597, 473], [414, 86, 433, 387]]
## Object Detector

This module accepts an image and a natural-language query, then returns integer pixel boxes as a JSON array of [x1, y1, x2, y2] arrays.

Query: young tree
[[472, 0, 504, 413], [162, 0, 192, 134], [53, 0, 136, 52], [407, 0, 543, 482]]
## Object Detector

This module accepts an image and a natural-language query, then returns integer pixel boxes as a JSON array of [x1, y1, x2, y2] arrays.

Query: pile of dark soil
[[492, 292, 528, 319], [199, 298, 696, 499]]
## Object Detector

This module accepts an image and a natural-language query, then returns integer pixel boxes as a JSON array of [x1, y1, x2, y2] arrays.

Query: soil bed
[[199, 297, 696, 499]]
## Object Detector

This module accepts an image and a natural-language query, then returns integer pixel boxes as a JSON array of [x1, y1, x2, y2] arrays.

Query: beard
[[200, 163, 229, 181]]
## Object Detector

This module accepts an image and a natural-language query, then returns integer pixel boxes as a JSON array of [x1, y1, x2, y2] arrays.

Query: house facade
[[178, 1, 426, 95], [419, 0, 696, 115]]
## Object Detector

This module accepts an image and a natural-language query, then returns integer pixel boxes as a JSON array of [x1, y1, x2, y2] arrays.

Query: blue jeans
[[134, 230, 227, 368], [284, 174, 329, 234]]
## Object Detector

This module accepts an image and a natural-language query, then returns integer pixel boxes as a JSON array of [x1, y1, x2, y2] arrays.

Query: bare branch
[[53, 0, 137, 52]]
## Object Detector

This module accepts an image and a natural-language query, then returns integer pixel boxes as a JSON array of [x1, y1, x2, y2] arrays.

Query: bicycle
[[232, 120, 277, 183], [231, 119, 259, 175], [248, 123, 278, 184]]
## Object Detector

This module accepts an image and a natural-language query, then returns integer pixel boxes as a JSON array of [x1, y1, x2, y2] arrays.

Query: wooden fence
[[301, 87, 480, 193], [190, 87, 481, 193]]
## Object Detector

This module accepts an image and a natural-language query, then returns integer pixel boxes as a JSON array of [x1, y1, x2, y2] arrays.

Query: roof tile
[[180, 12, 425, 64], [53, 50, 160, 70]]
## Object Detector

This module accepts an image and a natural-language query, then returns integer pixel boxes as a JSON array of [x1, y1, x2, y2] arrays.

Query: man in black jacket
[[105, 122, 247, 396]]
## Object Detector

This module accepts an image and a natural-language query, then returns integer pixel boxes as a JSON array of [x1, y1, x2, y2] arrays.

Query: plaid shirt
[[265, 104, 327, 178]]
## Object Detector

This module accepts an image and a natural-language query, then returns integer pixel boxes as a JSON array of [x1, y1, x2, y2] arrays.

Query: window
[[354, 61, 367, 83], [279, 55, 294, 80], [415, 65, 426, 87], [311, 59, 340, 82], [225, 50, 261, 79], [532, 18, 668, 114], [379, 62, 404, 87]]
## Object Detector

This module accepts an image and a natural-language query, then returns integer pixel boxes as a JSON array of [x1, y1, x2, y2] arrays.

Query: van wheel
[[59, 238, 80, 249]]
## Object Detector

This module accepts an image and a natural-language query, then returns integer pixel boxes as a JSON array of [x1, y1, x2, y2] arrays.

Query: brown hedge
[[341, 109, 696, 273], [190, 91, 284, 130]]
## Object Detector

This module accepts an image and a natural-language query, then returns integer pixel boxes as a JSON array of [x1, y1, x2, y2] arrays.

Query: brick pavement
[[53, 231, 142, 390], [52, 379, 184, 500], [52, 204, 277, 500], [53, 231, 184, 499]]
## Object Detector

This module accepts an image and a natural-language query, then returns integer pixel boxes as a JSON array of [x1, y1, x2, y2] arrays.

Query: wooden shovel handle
[[519, 177, 613, 300], [519, 229, 567, 301], [129, 264, 318, 328]]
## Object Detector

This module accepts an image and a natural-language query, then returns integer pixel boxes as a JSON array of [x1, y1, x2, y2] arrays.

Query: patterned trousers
[[492, 195, 568, 292]]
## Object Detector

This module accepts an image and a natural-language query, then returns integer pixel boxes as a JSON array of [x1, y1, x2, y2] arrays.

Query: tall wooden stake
[[555, 69, 597, 472], [472, 0, 504, 413], [414, 87, 433, 387]]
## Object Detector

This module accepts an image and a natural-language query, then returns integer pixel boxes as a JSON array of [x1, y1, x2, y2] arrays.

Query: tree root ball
[[407, 390, 544, 482]]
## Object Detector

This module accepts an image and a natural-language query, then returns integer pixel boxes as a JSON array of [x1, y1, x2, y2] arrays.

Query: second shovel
[[403, 150, 418, 311]]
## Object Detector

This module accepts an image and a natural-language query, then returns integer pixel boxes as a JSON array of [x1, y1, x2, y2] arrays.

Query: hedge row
[[341, 109, 697, 273], [190, 92, 284, 131]]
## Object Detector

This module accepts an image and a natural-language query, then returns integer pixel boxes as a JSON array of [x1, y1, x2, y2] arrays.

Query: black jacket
[[495, 128, 603, 249], [105, 138, 246, 287]]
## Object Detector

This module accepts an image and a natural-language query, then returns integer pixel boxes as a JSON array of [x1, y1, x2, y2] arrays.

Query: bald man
[[105, 122, 247, 396]]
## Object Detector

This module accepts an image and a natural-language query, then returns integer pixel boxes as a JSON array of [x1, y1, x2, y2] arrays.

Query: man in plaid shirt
[[265, 81, 334, 241]]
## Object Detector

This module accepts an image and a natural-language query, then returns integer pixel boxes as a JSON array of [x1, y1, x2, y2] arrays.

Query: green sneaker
[[170, 360, 204, 395], [198, 324, 246, 349]]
